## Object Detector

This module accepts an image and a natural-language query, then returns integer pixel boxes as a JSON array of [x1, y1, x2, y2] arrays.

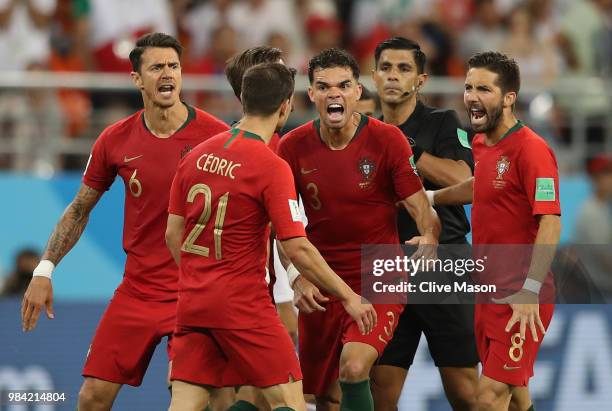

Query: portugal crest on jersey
[[358, 158, 376, 188], [496, 156, 510, 180]]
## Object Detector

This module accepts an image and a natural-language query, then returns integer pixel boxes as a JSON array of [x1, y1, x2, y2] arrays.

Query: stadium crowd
[[0, 0, 610, 172]]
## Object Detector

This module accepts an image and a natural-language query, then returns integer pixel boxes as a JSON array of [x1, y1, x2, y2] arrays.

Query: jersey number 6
[[181, 183, 229, 260]]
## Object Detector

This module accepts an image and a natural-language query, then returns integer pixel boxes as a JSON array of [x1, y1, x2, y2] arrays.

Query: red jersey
[[268, 132, 282, 154], [471, 121, 561, 297], [168, 128, 306, 329], [83, 105, 229, 301], [278, 115, 422, 291]]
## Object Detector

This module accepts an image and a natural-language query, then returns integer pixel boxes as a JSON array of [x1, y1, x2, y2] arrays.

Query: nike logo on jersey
[[124, 154, 144, 163], [301, 167, 317, 175], [503, 364, 521, 370]]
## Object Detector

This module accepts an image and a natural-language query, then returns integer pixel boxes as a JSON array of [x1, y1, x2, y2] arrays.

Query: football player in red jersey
[[224, 46, 302, 411], [431, 52, 561, 411], [278, 49, 440, 411], [166, 62, 377, 411], [21, 33, 229, 411]]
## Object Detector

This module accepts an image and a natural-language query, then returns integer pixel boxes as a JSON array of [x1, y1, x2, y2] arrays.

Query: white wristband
[[33, 260, 55, 279], [286, 264, 301, 287], [426, 190, 435, 206], [522, 278, 542, 294]]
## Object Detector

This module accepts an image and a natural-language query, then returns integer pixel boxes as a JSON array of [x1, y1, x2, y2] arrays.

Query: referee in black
[[370, 37, 478, 411]]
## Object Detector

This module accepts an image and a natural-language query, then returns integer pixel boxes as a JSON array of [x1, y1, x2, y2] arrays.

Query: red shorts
[[475, 304, 554, 386], [171, 320, 302, 388], [298, 301, 404, 396], [82, 289, 176, 386]]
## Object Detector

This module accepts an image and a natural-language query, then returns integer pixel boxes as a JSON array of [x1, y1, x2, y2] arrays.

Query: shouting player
[[432, 52, 561, 411], [370, 37, 478, 411], [278, 49, 440, 411], [166, 62, 377, 411], [21, 33, 229, 410]]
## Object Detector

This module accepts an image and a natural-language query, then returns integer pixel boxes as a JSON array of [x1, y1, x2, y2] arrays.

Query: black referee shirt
[[384, 101, 474, 244]]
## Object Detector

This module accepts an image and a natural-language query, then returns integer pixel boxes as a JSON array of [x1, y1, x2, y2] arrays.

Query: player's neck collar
[[228, 127, 265, 144], [496, 120, 524, 143], [141, 102, 195, 135], [314, 114, 369, 149]]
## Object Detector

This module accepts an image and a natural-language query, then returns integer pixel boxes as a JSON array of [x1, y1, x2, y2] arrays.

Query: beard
[[471, 101, 504, 133]]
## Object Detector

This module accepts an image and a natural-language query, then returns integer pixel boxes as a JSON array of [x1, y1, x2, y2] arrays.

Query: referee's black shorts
[[377, 241, 479, 369], [377, 303, 479, 368]]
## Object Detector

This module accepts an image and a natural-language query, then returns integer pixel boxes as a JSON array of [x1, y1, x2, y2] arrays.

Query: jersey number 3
[[181, 183, 229, 260]]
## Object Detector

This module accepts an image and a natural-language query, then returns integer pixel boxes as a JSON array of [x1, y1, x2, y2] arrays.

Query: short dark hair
[[241, 63, 295, 116], [225, 46, 283, 99], [308, 48, 360, 83], [129, 32, 183, 73], [374, 37, 427, 74], [468, 51, 521, 94]]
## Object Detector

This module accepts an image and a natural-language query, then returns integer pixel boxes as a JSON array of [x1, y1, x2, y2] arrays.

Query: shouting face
[[132, 47, 182, 109], [308, 66, 362, 130], [463, 67, 510, 133]]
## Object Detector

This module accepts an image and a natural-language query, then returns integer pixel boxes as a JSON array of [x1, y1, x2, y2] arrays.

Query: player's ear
[[504, 91, 517, 108], [131, 71, 144, 90], [355, 82, 362, 100], [307, 86, 315, 102], [288, 94, 295, 113], [279, 97, 292, 118]]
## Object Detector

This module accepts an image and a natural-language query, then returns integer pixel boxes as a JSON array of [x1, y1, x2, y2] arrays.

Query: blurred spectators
[[0, 0, 59, 171], [0, 0, 56, 71], [73, 0, 175, 72], [227, 0, 304, 54], [556, 0, 610, 150], [184, 23, 238, 75], [49, 3, 91, 138], [499, 5, 559, 83], [303, 14, 341, 67], [0, 248, 40, 297], [575, 155, 612, 244], [459, 0, 505, 61], [559, 0, 610, 76], [180, 0, 232, 60], [0, 0, 609, 172], [183, 22, 239, 114], [267, 31, 299, 68], [572, 154, 612, 298]]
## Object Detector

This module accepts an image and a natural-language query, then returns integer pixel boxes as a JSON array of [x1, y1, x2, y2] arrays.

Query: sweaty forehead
[[313, 66, 355, 83]]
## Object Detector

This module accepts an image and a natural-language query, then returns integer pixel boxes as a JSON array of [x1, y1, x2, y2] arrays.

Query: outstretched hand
[[21, 276, 54, 332]]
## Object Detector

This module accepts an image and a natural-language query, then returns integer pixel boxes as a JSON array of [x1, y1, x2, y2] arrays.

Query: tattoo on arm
[[42, 184, 103, 265]]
